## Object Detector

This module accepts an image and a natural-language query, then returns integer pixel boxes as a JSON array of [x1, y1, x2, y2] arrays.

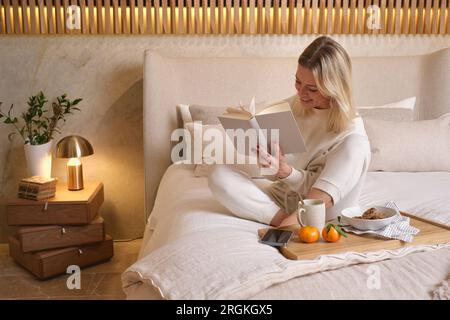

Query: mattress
[[123, 164, 450, 300]]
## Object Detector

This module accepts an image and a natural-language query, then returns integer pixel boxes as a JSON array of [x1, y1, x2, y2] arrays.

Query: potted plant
[[0, 91, 82, 178]]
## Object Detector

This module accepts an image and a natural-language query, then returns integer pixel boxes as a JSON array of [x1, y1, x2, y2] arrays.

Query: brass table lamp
[[55, 135, 94, 191]]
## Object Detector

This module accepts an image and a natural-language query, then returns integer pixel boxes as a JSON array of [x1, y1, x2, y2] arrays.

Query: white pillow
[[357, 97, 416, 121], [365, 113, 450, 172]]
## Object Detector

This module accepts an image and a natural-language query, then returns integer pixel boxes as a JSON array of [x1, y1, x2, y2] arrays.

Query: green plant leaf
[[332, 224, 348, 238]]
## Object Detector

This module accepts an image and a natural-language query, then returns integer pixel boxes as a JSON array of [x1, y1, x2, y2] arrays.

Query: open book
[[217, 97, 306, 155]]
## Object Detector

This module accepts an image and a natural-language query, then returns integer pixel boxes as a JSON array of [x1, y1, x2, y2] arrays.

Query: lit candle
[[67, 157, 83, 190]]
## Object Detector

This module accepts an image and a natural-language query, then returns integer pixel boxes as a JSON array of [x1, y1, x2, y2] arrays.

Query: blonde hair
[[296, 36, 356, 133]]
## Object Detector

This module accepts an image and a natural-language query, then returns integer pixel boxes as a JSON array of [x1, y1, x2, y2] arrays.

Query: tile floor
[[0, 239, 142, 300]]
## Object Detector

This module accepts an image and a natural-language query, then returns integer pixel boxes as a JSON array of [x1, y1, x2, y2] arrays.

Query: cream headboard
[[143, 35, 450, 219]]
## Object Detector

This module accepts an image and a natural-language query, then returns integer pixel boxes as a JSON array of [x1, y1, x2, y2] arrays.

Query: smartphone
[[259, 229, 293, 247]]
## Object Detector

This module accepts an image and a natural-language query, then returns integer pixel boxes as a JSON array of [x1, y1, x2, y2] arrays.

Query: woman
[[208, 36, 371, 227]]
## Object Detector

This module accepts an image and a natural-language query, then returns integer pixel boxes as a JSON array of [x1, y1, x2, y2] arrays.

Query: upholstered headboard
[[143, 35, 450, 219]]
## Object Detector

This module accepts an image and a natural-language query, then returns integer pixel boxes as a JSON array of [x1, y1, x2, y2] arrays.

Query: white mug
[[297, 199, 326, 232]]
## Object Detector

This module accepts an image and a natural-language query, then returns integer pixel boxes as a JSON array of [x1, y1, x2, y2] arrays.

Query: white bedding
[[122, 164, 450, 300]]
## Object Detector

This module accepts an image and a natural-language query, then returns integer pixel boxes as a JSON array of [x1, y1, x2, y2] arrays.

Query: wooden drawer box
[[9, 235, 113, 280], [7, 182, 104, 226], [17, 216, 105, 252]]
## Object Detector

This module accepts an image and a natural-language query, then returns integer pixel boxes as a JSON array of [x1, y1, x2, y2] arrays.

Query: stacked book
[[7, 182, 113, 280], [18, 176, 58, 201]]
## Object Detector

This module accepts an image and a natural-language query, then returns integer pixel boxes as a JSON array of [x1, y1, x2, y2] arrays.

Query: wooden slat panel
[[264, 0, 270, 33], [0, 0, 4, 33], [105, 0, 112, 34], [447, 0, 450, 34], [235, 0, 240, 34], [319, 0, 325, 34], [305, 0, 311, 33], [38, 0, 46, 33], [386, 0, 393, 33], [380, 0, 386, 34], [439, 0, 446, 34], [96, 0, 103, 34], [342, 0, 349, 34], [193, 0, 199, 33], [55, 0, 63, 33], [287, 0, 294, 34], [45, 0, 53, 34], [356, 0, 363, 33], [295, 0, 303, 34], [129, 0, 135, 34], [334, 0, 341, 34], [249, 0, 255, 34], [218, 0, 225, 34], [326, 0, 334, 34], [410, 0, 417, 34], [417, 0, 424, 34], [113, 0, 120, 34], [242, 0, 247, 33], [80, 0, 87, 34], [162, 0, 169, 33], [4, 0, 13, 33], [431, 0, 439, 34], [12, 0, 21, 33], [401, 0, 408, 33], [424, 0, 431, 33], [169, 0, 175, 34], [177, 0, 184, 34], [29, 0, 37, 33], [21, 0, 29, 33], [187, 0, 193, 34], [257, 0, 263, 33], [212, 0, 217, 33], [202, 0, 209, 33], [394, 0, 401, 34], [62, 0, 69, 33], [349, 0, 356, 33], [88, 0, 96, 33], [154, 0, 160, 34], [311, 0, 317, 34], [280, 0, 287, 34], [272, 0, 279, 33]]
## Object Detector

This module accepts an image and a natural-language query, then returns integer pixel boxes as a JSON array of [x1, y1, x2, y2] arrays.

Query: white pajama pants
[[207, 165, 283, 225]]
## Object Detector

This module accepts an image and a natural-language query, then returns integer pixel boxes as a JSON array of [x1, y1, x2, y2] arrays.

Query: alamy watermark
[[366, 265, 381, 290], [171, 122, 281, 176], [66, 265, 81, 290]]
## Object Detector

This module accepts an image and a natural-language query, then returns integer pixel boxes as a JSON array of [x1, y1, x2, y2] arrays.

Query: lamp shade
[[55, 135, 94, 159]]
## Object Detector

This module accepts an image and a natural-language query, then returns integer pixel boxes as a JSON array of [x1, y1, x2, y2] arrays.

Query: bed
[[121, 35, 450, 300]]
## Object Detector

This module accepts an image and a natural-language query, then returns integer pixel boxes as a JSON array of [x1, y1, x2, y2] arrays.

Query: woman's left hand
[[253, 142, 292, 178]]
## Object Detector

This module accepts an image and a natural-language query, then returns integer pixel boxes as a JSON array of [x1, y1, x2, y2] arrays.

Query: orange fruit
[[298, 226, 320, 243], [322, 224, 348, 242]]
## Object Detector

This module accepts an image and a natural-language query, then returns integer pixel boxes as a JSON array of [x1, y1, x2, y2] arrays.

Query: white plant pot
[[24, 141, 53, 179]]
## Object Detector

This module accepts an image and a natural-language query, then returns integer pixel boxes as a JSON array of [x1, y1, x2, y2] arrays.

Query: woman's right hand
[[253, 142, 293, 178]]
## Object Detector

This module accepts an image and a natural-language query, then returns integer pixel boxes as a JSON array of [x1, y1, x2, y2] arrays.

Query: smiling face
[[295, 65, 330, 110]]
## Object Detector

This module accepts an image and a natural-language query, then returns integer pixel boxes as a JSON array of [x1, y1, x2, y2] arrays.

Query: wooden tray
[[258, 212, 450, 260]]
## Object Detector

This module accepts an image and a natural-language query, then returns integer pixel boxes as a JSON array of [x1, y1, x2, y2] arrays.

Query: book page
[[257, 102, 291, 115], [255, 110, 306, 154]]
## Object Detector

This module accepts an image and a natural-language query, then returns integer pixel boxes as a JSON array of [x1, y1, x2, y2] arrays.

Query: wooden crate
[[17, 216, 105, 252], [9, 235, 113, 280], [7, 182, 104, 226]]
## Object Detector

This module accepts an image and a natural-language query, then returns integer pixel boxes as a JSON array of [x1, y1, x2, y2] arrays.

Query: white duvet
[[122, 164, 450, 300]]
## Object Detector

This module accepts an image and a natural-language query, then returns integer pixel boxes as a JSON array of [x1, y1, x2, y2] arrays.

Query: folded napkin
[[340, 207, 420, 242]]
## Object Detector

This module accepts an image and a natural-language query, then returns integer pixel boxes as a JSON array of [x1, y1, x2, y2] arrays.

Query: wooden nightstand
[[7, 181, 113, 280]]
